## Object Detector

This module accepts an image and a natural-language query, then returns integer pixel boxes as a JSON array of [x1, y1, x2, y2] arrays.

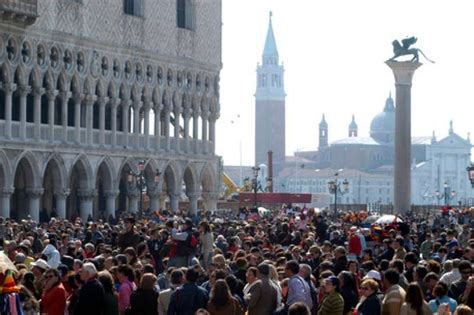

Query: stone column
[[78, 189, 96, 222], [201, 111, 209, 154], [133, 102, 142, 149], [74, 93, 83, 143], [110, 98, 118, 147], [169, 192, 180, 213], [159, 192, 167, 211], [193, 111, 200, 154], [183, 107, 191, 153], [0, 188, 13, 218], [47, 90, 58, 142], [202, 191, 219, 213], [104, 190, 119, 219], [173, 107, 182, 152], [54, 189, 70, 219], [122, 100, 131, 148], [26, 188, 43, 222], [386, 61, 422, 213], [154, 105, 162, 152], [98, 97, 108, 146], [209, 112, 218, 154], [187, 191, 200, 216], [33, 87, 44, 141], [143, 102, 150, 150], [127, 188, 140, 214], [3, 84, 16, 139], [164, 107, 171, 151], [84, 95, 95, 145], [60, 91, 70, 142], [18, 86, 31, 140], [147, 188, 161, 212]]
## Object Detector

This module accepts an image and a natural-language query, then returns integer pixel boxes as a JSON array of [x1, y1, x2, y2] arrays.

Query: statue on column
[[388, 37, 435, 63]]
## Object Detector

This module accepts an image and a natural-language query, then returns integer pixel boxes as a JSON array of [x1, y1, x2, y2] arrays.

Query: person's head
[[98, 270, 115, 294], [117, 265, 135, 283], [338, 271, 356, 291], [299, 264, 311, 280], [454, 305, 474, 315], [288, 301, 310, 315], [322, 276, 339, 294], [458, 260, 472, 281], [383, 269, 400, 289], [285, 260, 300, 277], [185, 268, 199, 283], [195, 309, 210, 315], [334, 246, 346, 259], [124, 217, 135, 231], [210, 279, 232, 308], [199, 221, 211, 234], [43, 268, 61, 288], [414, 265, 428, 282], [170, 269, 184, 287], [139, 273, 157, 290], [80, 262, 98, 282], [404, 252, 419, 269], [359, 279, 379, 298], [257, 263, 270, 279], [347, 260, 359, 274], [246, 267, 257, 284], [405, 283, 425, 311], [433, 281, 449, 298], [423, 272, 440, 290]]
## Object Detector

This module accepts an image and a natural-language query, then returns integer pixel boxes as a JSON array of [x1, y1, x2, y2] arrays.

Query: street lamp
[[327, 172, 349, 217], [467, 164, 474, 188], [435, 182, 456, 206], [252, 166, 260, 209], [128, 160, 161, 219]]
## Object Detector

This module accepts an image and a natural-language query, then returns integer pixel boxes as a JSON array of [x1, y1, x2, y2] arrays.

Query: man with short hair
[[381, 268, 406, 315], [245, 263, 278, 315], [167, 268, 208, 315], [285, 260, 313, 310], [118, 216, 140, 251], [74, 262, 105, 315], [159, 269, 183, 315], [449, 260, 472, 302]]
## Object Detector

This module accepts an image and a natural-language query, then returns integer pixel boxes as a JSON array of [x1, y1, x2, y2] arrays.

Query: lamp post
[[435, 182, 456, 206], [327, 172, 349, 217], [252, 166, 260, 209], [128, 160, 161, 219]]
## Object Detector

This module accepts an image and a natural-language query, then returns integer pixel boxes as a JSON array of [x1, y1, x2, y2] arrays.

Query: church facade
[[0, 0, 222, 221]]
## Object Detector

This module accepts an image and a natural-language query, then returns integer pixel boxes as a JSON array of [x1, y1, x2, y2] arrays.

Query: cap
[[363, 270, 381, 281], [30, 259, 50, 271], [326, 275, 340, 287]]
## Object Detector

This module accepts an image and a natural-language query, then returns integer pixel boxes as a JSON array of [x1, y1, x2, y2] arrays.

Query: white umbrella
[[258, 207, 270, 217], [365, 215, 380, 224], [0, 251, 17, 273], [375, 215, 403, 225]]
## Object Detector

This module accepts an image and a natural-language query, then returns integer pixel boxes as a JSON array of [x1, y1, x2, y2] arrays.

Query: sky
[[215, 0, 474, 167]]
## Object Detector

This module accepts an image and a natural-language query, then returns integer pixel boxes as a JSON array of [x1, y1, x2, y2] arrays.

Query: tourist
[[167, 268, 208, 315], [381, 269, 406, 315], [356, 279, 381, 315], [73, 262, 105, 315], [117, 264, 137, 314], [316, 276, 344, 315], [98, 270, 120, 315], [206, 279, 243, 315], [40, 268, 67, 315], [158, 269, 183, 315], [128, 273, 159, 315], [428, 282, 458, 314], [400, 283, 431, 315], [245, 263, 278, 315]]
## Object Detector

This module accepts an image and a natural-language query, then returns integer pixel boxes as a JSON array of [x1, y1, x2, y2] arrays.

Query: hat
[[326, 275, 340, 287], [363, 270, 381, 281], [30, 259, 50, 271]]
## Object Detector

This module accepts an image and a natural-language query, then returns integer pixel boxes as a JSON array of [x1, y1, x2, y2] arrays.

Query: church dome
[[370, 94, 395, 143]]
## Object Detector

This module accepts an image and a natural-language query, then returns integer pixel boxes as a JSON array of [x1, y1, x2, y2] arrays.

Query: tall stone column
[[133, 102, 142, 149], [26, 188, 43, 222], [60, 91, 70, 142], [183, 107, 191, 153], [202, 191, 219, 213], [84, 95, 95, 145], [99, 97, 108, 146], [54, 189, 70, 219], [0, 188, 13, 218], [209, 112, 218, 155], [193, 111, 200, 154], [201, 111, 209, 154], [147, 188, 161, 212], [386, 61, 422, 213], [169, 192, 180, 213], [127, 188, 140, 214], [164, 108, 171, 151], [143, 102, 150, 150], [154, 104, 162, 152], [3, 84, 16, 139], [19, 86, 30, 140], [187, 192, 200, 216], [47, 90, 58, 142], [110, 98, 118, 147], [33, 87, 44, 141], [173, 107, 182, 152], [122, 100, 130, 148], [159, 192, 167, 211], [104, 190, 119, 219], [78, 189, 96, 222], [74, 93, 83, 143]]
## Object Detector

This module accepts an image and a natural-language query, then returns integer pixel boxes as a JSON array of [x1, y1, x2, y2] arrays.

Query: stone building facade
[[0, 0, 222, 222]]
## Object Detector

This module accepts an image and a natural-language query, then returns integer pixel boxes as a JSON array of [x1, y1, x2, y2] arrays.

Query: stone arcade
[[0, 0, 222, 221]]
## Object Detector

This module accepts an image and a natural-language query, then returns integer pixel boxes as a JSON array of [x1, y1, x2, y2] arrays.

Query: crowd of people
[[0, 205, 474, 315]]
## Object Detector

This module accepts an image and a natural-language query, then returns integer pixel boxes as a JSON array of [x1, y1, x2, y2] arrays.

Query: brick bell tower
[[255, 12, 286, 174]]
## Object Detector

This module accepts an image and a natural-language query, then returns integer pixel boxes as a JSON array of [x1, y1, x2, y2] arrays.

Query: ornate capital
[[121, 99, 132, 108], [385, 61, 422, 86], [132, 101, 143, 111], [26, 188, 44, 198], [187, 191, 201, 200], [77, 189, 97, 199], [46, 89, 59, 101], [18, 86, 31, 96], [202, 191, 219, 201], [0, 187, 14, 197], [201, 111, 210, 120], [109, 97, 120, 108], [104, 190, 120, 198], [98, 96, 110, 106], [54, 188, 70, 198], [59, 91, 72, 100], [209, 111, 219, 122], [84, 94, 97, 105], [127, 187, 140, 198], [32, 87, 45, 96], [147, 188, 162, 198], [2, 83, 17, 95], [73, 92, 84, 103]]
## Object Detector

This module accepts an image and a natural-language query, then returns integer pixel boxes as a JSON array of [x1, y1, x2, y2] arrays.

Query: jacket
[[356, 293, 381, 315], [245, 278, 278, 315], [207, 296, 244, 315], [129, 288, 159, 315], [317, 291, 344, 315], [158, 287, 176, 315], [400, 301, 431, 315], [41, 282, 67, 315], [73, 278, 106, 315], [381, 284, 405, 315], [167, 283, 208, 315]]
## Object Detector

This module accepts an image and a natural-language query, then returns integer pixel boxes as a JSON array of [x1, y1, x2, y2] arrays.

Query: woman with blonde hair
[[128, 273, 159, 315]]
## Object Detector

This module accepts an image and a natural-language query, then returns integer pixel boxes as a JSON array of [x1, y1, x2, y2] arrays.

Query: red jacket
[[41, 282, 67, 315], [348, 234, 362, 256]]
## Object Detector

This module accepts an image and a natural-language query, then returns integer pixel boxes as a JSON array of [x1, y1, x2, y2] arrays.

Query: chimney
[[268, 150, 273, 193]]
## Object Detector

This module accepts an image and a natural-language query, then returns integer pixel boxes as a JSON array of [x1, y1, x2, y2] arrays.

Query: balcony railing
[[0, 0, 38, 25]]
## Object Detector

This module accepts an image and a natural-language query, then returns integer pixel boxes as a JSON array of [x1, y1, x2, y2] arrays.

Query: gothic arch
[[182, 163, 199, 194], [42, 154, 67, 215], [162, 160, 181, 195], [142, 85, 151, 103], [131, 84, 141, 101], [70, 75, 81, 94], [28, 68, 41, 88], [42, 153, 67, 189], [57, 71, 69, 92], [68, 154, 94, 189], [200, 163, 217, 193], [96, 79, 106, 97], [12, 151, 40, 219], [14, 66, 27, 86], [42, 70, 55, 90], [95, 156, 116, 218], [152, 87, 161, 105], [95, 156, 116, 190], [119, 83, 130, 100], [162, 89, 170, 108], [0, 150, 12, 190], [13, 151, 40, 188], [107, 81, 117, 99], [83, 77, 93, 95], [0, 63, 12, 83]]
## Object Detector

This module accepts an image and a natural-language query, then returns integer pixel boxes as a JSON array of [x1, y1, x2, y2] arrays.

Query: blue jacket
[[167, 283, 208, 315]]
